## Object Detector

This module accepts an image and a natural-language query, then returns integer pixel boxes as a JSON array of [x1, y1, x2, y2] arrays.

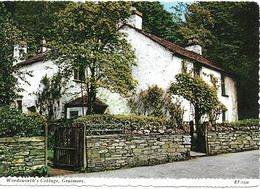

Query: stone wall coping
[[208, 125, 259, 132], [0, 136, 44, 143], [86, 133, 188, 139]]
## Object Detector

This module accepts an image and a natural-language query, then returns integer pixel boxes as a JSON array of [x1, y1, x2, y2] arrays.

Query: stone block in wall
[[86, 134, 190, 172], [0, 136, 45, 177]]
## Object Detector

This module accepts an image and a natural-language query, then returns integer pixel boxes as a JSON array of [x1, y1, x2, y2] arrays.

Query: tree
[[34, 72, 70, 121], [169, 73, 226, 126], [4, 1, 69, 56], [48, 2, 137, 115], [174, 2, 259, 119], [198, 2, 259, 119], [133, 1, 182, 44], [174, 3, 214, 47], [0, 3, 20, 106]]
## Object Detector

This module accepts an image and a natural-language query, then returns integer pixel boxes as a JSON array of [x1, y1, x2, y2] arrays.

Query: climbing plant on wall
[[34, 72, 70, 121], [128, 85, 185, 128], [169, 73, 226, 126]]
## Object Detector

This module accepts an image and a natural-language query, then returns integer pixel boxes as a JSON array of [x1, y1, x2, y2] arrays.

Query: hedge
[[211, 119, 259, 131], [75, 114, 186, 135], [0, 106, 46, 137]]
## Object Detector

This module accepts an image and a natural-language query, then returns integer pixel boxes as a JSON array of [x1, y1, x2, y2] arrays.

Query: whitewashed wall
[[201, 66, 238, 122], [18, 60, 58, 113], [17, 60, 82, 118], [16, 25, 238, 122]]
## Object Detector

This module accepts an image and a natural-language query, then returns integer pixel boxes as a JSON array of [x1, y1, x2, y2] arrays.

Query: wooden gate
[[53, 123, 85, 170]]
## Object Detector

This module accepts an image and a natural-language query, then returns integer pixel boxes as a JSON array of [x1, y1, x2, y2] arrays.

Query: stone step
[[190, 151, 207, 158]]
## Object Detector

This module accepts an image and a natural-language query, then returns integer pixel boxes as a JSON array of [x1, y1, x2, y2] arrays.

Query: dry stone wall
[[207, 125, 259, 155], [0, 137, 46, 176], [87, 134, 191, 172]]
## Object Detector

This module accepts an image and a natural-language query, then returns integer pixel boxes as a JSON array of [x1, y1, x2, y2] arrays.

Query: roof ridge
[[125, 24, 226, 73]]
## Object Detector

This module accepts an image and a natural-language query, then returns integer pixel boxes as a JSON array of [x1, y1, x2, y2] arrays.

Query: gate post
[[45, 122, 48, 167], [83, 123, 87, 170], [75, 126, 80, 170], [205, 123, 208, 155]]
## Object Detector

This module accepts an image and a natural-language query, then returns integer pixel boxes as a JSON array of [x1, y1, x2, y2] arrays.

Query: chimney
[[185, 36, 202, 55], [39, 37, 47, 53], [13, 41, 27, 65], [127, 6, 142, 30]]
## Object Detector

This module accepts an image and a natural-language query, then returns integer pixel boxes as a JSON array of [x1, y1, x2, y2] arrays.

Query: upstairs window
[[74, 68, 85, 81], [17, 100, 22, 111], [221, 74, 228, 97], [194, 64, 202, 77]]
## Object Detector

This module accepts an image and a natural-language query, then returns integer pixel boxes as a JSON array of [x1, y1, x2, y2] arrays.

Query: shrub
[[76, 114, 186, 135], [0, 106, 46, 137], [215, 119, 259, 127], [212, 119, 259, 131], [128, 85, 185, 128]]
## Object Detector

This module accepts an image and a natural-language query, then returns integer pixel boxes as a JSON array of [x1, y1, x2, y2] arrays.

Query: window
[[194, 64, 201, 77], [74, 68, 85, 81], [222, 109, 226, 122], [27, 106, 36, 112], [70, 111, 78, 119], [17, 100, 22, 111], [221, 74, 228, 97]]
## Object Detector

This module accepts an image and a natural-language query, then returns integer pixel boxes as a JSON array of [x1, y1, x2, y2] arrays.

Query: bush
[[76, 114, 186, 135], [215, 119, 259, 127], [212, 119, 259, 131], [0, 106, 46, 137]]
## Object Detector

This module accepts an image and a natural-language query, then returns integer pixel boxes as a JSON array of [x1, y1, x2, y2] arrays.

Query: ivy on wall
[[127, 85, 185, 129], [169, 73, 226, 126], [34, 72, 71, 121]]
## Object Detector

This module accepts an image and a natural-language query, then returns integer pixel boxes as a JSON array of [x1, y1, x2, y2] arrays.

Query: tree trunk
[[87, 84, 96, 115]]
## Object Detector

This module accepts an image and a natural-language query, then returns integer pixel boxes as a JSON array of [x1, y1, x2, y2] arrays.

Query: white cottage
[[14, 9, 238, 122]]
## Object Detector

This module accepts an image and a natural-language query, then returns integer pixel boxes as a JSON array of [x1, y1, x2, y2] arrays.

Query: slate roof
[[16, 52, 47, 67], [16, 26, 226, 73], [127, 25, 225, 72], [65, 95, 108, 108]]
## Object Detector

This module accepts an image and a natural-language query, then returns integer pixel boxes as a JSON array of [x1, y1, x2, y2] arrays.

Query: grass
[[48, 150, 54, 161]]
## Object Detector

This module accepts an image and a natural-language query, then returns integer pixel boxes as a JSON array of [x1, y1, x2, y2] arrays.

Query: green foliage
[[128, 85, 185, 129], [37, 166, 48, 177], [47, 150, 54, 161], [34, 72, 70, 121], [0, 106, 46, 137], [0, 3, 20, 106], [128, 85, 166, 117], [166, 98, 185, 129], [173, 3, 214, 47], [133, 1, 182, 44], [175, 2, 259, 119], [75, 114, 187, 134], [169, 73, 226, 125], [199, 2, 259, 119], [215, 119, 259, 127], [48, 1, 137, 115], [4, 1, 69, 56]]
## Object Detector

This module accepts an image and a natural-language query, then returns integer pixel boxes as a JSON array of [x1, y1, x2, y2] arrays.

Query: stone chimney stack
[[127, 6, 142, 30], [185, 36, 202, 55], [39, 37, 47, 53]]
